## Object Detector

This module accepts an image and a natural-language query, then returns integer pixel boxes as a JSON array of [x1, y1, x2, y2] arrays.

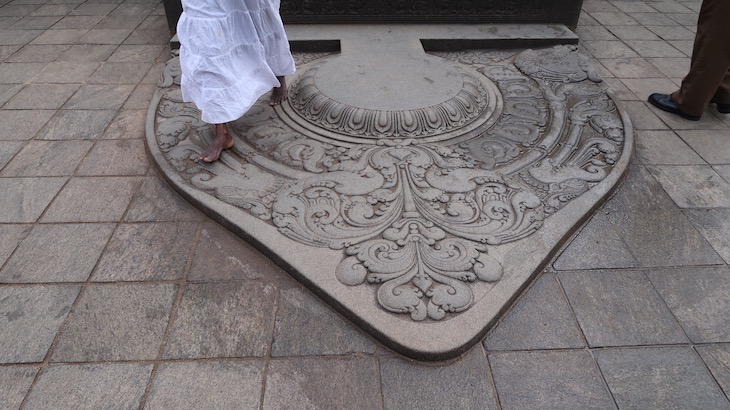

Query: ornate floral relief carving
[[151, 45, 626, 322]]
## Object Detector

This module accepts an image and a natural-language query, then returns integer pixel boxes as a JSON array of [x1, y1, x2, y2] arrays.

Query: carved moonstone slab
[[146, 38, 633, 360]]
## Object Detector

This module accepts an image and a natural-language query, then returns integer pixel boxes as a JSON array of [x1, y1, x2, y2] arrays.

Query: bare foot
[[269, 76, 288, 106], [199, 123, 234, 163]]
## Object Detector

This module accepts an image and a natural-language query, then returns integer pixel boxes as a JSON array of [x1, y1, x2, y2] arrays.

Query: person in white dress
[[177, 0, 296, 162]]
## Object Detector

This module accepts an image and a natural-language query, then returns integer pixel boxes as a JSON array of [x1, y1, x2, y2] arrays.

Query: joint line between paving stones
[[478, 343, 502, 410], [138, 220, 202, 410], [374, 354, 384, 410], [257, 277, 282, 410]]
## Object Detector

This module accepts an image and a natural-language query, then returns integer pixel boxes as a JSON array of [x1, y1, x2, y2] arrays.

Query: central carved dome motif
[[280, 55, 503, 145]]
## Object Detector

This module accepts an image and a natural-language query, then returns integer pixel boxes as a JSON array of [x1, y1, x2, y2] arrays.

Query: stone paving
[[0, 0, 729, 408]]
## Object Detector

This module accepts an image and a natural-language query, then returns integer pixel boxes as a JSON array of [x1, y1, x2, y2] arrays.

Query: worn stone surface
[[124, 174, 203, 222], [484, 273, 585, 351], [148, 28, 631, 359], [381, 347, 498, 409], [0, 285, 80, 363], [553, 212, 638, 270], [1, 223, 115, 283], [0, 177, 67, 223], [41, 176, 142, 223], [595, 347, 728, 409], [0, 140, 93, 176], [36, 109, 117, 140], [0, 140, 24, 169], [26, 364, 152, 410], [647, 165, 730, 208], [635, 130, 705, 165], [679, 130, 730, 165], [51, 284, 176, 362], [697, 344, 730, 399], [76, 139, 149, 176], [0, 224, 30, 268], [271, 287, 377, 356], [686, 209, 730, 264], [602, 165, 677, 213], [163, 282, 277, 358], [647, 267, 730, 343], [262, 357, 380, 410], [490, 350, 614, 409], [62, 84, 134, 110], [32, 61, 100, 84], [145, 361, 265, 410], [102, 109, 146, 139], [92, 222, 197, 282], [0, 366, 38, 410], [4, 83, 78, 109], [560, 269, 687, 347]]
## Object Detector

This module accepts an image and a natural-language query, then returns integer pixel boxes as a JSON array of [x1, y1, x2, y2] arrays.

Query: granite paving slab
[[0, 177, 67, 223], [483, 272, 586, 351], [380, 347, 498, 409], [678, 130, 730, 165], [647, 165, 730, 208], [686, 209, 730, 264], [4, 44, 69, 63], [32, 61, 100, 84], [0, 62, 44, 83], [102, 109, 146, 139], [271, 287, 377, 356], [0, 223, 115, 283], [0, 140, 93, 176], [262, 357, 380, 410], [635, 130, 705, 165], [76, 139, 149, 176], [29, 28, 87, 45], [51, 284, 177, 362], [147, 25, 632, 360], [0, 110, 55, 140], [0, 140, 24, 169], [4, 83, 78, 109], [559, 269, 687, 347], [55, 44, 116, 62], [0, 366, 38, 410], [0, 285, 80, 363], [0, 224, 30, 268], [40, 176, 142, 223], [0, 84, 22, 105], [647, 266, 730, 343], [595, 347, 729, 409], [25, 363, 152, 410], [489, 350, 614, 409], [124, 173, 203, 222], [144, 361, 265, 410], [697, 344, 730, 398], [163, 282, 277, 359], [62, 84, 134, 110], [36, 109, 117, 140]]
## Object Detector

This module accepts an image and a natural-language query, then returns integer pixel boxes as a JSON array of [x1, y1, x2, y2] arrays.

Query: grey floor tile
[[654, 105, 729, 129], [26, 363, 152, 410], [123, 28, 171, 45], [0, 5, 40, 17], [0, 224, 31, 268], [69, 3, 117, 16], [1, 140, 93, 176], [600, 57, 663, 78], [32, 61, 100, 83], [554, 212, 638, 270], [620, 101, 668, 129], [76, 28, 132, 45], [88, 62, 151, 84], [0, 366, 38, 410], [0, 29, 42, 45], [9, 15, 61, 29], [625, 40, 685, 57], [678, 130, 730, 165], [589, 11, 638, 25], [41, 176, 142, 223], [55, 44, 116, 62], [490, 350, 613, 410], [582, 40, 639, 59], [0, 177, 67, 223], [560, 270, 687, 347], [0, 83, 22, 105], [607, 209, 724, 267], [94, 14, 145, 30], [381, 347, 498, 409], [647, 165, 730, 208], [576, 25, 617, 41], [606, 25, 660, 40], [124, 173, 203, 222], [1, 223, 115, 283], [102, 109, 146, 139], [30, 28, 87, 45], [697, 344, 730, 399], [50, 14, 103, 29], [0, 45, 22, 62], [715, 165, 730, 183], [647, 56, 691, 78], [62, 84, 134, 110], [108, 44, 164, 62], [595, 347, 728, 409], [647, 24, 696, 40], [271, 287, 376, 356], [631, 12, 678, 26], [36, 109, 117, 140], [0, 62, 44, 83], [648, 267, 730, 343], [145, 360, 265, 410], [4, 83, 78, 109], [163, 282, 277, 359], [0, 140, 24, 169], [4, 44, 69, 62], [0, 285, 80, 363], [122, 84, 155, 109], [187, 221, 288, 282], [77, 139, 148, 176], [621, 77, 678, 101], [602, 165, 677, 214], [484, 273, 586, 351], [29, 3, 75, 16], [263, 357, 380, 410], [92, 222, 197, 282], [51, 284, 177, 362], [635, 130, 705, 165], [686, 209, 730, 264]]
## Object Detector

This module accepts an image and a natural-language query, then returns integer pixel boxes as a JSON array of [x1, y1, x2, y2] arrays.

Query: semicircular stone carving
[[146, 44, 633, 360]]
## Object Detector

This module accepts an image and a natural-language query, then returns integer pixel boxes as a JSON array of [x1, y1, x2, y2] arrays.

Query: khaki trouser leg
[[671, 0, 730, 116]]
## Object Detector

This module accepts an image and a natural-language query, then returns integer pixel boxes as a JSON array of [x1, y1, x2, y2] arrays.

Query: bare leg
[[199, 123, 234, 163], [270, 76, 288, 106]]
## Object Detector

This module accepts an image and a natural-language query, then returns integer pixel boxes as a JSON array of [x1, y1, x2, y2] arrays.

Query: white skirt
[[177, 0, 296, 124]]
